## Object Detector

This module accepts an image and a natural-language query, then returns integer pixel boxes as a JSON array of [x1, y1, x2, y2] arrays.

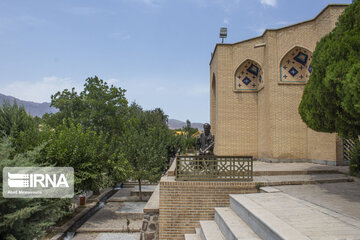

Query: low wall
[[159, 175, 257, 240], [141, 185, 160, 240]]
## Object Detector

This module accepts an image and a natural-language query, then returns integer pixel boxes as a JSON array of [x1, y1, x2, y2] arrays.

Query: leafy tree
[[121, 104, 180, 200], [181, 119, 198, 152], [0, 102, 44, 153], [0, 138, 70, 240], [46, 76, 128, 136], [350, 141, 360, 177], [39, 121, 128, 193], [299, 1, 360, 139]]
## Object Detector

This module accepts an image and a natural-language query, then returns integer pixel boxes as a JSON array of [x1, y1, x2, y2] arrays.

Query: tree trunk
[[138, 178, 142, 201]]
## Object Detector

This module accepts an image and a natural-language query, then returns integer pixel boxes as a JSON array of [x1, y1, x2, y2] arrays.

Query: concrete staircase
[[185, 192, 360, 240]]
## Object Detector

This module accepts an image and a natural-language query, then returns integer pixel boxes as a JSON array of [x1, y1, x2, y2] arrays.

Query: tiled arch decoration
[[234, 60, 263, 92], [280, 47, 313, 84]]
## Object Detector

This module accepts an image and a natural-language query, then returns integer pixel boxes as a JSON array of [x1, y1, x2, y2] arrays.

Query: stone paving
[[73, 232, 140, 240], [72, 186, 152, 240], [253, 173, 352, 184], [76, 202, 143, 232], [253, 161, 349, 174], [275, 180, 360, 220], [238, 192, 360, 240]]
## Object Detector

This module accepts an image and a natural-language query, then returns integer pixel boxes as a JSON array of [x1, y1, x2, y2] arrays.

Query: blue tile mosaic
[[247, 64, 259, 76], [280, 47, 313, 83], [288, 67, 298, 77], [308, 65, 312, 73], [242, 77, 251, 86], [294, 52, 308, 66]]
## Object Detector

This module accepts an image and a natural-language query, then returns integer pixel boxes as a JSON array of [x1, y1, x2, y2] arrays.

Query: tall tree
[[299, 1, 360, 139], [0, 138, 69, 240], [40, 121, 128, 193], [121, 105, 175, 200], [0, 102, 43, 153], [46, 76, 128, 136]]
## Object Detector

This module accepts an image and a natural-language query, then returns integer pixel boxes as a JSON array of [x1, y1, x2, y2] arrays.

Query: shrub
[[0, 138, 70, 240], [350, 140, 360, 177]]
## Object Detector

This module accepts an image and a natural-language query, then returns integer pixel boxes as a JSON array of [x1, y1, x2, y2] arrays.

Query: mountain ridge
[[0, 93, 58, 117], [0, 93, 204, 130]]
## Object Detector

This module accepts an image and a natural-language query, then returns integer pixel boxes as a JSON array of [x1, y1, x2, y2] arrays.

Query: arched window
[[234, 60, 263, 92], [280, 47, 313, 84]]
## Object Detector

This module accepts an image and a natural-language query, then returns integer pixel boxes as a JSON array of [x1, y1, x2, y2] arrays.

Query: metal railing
[[175, 155, 253, 181]]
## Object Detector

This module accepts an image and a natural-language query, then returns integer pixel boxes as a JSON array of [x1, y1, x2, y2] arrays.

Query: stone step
[[252, 173, 353, 186], [185, 233, 201, 240], [253, 169, 340, 176], [214, 207, 261, 240], [230, 193, 360, 240], [199, 221, 225, 240], [230, 194, 310, 240], [185, 228, 201, 240]]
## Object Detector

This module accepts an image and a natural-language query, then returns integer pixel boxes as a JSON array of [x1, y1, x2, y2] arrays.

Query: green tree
[[0, 102, 44, 153], [299, 1, 360, 139], [0, 138, 70, 240], [40, 121, 128, 193], [181, 119, 198, 152], [46, 76, 128, 136], [121, 104, 178, 200]]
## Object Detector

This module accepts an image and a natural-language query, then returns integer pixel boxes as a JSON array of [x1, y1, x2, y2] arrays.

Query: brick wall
[[158, 176, 257, 240], [210, 5, 347, 163]]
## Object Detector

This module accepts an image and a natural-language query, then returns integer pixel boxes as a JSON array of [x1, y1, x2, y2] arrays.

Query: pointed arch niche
[[280, 46, 313, 84], [234, 59, 263, 92], [210, 73, 216, 136]]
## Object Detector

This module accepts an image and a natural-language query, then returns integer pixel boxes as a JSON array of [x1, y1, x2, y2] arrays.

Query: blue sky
[[0, 0, 351, 123]]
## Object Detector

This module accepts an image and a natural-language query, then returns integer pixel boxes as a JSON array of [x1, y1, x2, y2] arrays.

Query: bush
[[350, 140, 360, 177], [40, 121, 128, 193]]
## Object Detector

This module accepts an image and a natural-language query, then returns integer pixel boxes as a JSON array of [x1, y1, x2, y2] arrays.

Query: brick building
[[210, 4, 348, 165]]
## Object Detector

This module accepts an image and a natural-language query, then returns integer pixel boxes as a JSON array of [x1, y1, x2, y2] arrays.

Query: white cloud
[[260, 0, 277, 7], [223, 18, 230, 25], [0, 76, 82, 103]]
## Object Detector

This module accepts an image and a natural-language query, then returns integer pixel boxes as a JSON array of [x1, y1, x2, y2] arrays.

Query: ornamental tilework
[[235, 60, 263, 91], [280, 47, 312, 83]]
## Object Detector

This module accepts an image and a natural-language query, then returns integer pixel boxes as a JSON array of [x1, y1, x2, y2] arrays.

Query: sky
[[0, 0, 352, 123]]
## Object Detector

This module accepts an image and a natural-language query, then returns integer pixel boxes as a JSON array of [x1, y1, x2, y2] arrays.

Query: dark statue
[[196, 123, 214, 155]]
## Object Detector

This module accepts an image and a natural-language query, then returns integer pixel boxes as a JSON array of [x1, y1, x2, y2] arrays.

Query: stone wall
[[141, 212, 159, 240], [141, 185, 160, 240]]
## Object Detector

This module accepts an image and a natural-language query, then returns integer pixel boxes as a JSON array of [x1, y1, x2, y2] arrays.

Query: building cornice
[[209, 4, 348, 65]]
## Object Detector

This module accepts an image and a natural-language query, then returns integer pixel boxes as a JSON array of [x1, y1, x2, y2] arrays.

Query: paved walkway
[[72, 188, 147, 240], [275, 179, 360, 220], [253, 161, 349, 174], [235, 192, 360, 240]]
